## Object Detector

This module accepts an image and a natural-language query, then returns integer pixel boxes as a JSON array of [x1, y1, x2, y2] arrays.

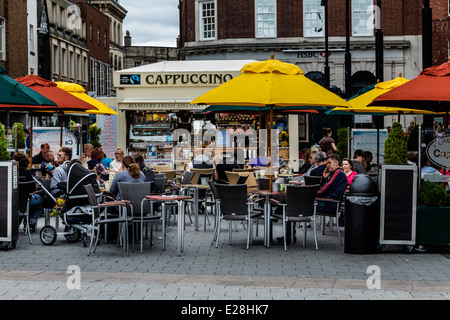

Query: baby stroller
[[38, 162, 101, 246]]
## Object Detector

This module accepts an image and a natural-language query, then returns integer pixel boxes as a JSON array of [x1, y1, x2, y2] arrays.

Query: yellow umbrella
[[191, 57, 351, 108], [191, 56, 350, 191], [329, 75, 435, 115], [55, 81, 118, 115]]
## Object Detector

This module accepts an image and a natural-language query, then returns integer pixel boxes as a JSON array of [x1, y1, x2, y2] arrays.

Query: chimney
[[124, 30, 132, 47]]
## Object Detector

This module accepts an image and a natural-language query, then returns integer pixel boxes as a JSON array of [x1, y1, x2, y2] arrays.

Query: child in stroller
[[39, 159, 101, 246]]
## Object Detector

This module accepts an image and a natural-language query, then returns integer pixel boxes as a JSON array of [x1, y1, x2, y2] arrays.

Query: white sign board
[[426, 135, 450, 169], [32, 127, 78, 157], [351, 129, 388, 163]]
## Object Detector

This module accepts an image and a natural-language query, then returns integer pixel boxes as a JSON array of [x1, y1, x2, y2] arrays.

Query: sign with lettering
[[426, 135, 450, 169], [98, 106, 118, 159], [32, 127, 78, 157], [120, 74, 141, 85]]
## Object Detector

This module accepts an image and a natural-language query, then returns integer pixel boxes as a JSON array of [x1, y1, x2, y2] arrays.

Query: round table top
[[251, 190, 284, 195], [145, 195, 192, 201]]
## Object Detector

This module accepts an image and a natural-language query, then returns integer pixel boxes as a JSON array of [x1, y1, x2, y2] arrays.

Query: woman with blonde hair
[[109, 155, 145, 200]]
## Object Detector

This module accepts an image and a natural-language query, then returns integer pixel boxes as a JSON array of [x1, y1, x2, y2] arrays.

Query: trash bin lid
[[349, 174, 378, 195]]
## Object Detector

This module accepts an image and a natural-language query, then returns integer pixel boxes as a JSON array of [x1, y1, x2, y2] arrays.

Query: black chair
[[304, 175, 322, 186], [257, 178, 270, 190], [272, 184, 320, 251], [154, 177, 168, 194], [118, 181, 165, 253], [236, 175, 248, 185], [83, 184, 129, 256], [181, 171, 195, 185], [315, 181, 348, 245], [18, 181, 37, 244], [214, 183, 263, 249]]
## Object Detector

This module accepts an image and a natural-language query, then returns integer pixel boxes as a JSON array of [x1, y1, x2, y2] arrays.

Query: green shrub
[[0, 123, 10, 160], [11, 123, 25, 149], [384, 122, 407, 165], [88, 125, 102, 148], [418, 181, 448, 207]]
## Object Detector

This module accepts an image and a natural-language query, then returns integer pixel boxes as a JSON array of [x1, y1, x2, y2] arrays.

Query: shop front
[[113, 60, 257, 169]]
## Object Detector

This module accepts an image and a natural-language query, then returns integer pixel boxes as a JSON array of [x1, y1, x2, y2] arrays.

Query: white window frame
[[352, 0, 373, 36], [255, 0, 277, 38], [199, 1, 215, 41], [0, 18, 5, 61], [303, 0, 324, 38]]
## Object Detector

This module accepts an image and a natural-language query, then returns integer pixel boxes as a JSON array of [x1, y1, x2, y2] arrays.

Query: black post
[[345, 0, 352, 97], [375, 0, 384, 82], [422, 0, 432, 69], [321, 0, 330, 88]]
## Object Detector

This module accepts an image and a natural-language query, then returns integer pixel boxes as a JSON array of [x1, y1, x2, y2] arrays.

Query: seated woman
[[88, 147, 108, 188], [14, 152, 42, 232], [342, 158, 357, 186], [109, 155, 145, 200]]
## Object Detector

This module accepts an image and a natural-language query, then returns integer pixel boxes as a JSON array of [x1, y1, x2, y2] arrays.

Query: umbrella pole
[[268, 105, 274, 192], [60, 111, 63, 147], [30, 111, 33, 161]]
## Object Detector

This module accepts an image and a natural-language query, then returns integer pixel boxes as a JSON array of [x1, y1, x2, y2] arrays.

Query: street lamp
[[375, 0, 384, 82], [345, 0, 352, 97], [321, 0, 330, 88]]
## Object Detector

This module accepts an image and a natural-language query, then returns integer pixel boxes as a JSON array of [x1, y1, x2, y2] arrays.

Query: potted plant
[[416, 181, 450, 247], [0, 123, 10, 161], [8, 123, 26, 152], [384, 122, 407, 165], [88, 124, 102, 148]]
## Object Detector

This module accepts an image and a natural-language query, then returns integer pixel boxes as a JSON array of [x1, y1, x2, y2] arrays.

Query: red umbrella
[[14, 75, 97, 111], [370, 61, 450, 114], [11, 75, 97, 156]]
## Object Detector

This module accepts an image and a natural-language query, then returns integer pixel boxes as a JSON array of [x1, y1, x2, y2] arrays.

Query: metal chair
[[154, 177, 168, 194], [271, 184, 320, 251], [315, 181, 348, 245], [214, 183, 263, 249], [83, 184, 129, 256], [304, 175, 323, 186], [18, 181, 37, 244], [118, 181, 165, 253]]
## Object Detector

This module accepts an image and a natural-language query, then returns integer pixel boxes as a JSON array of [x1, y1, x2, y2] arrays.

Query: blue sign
[[120, 74, 141, 85]]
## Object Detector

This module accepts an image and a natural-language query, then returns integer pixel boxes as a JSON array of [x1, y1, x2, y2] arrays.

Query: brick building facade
[[0, 0, 29, 79], [180, 0, 430, 97], [69, 0, 111, 96]]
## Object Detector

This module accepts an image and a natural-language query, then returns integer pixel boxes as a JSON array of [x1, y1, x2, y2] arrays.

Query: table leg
[[194, 188, 199, 231], [177, 200, 184, 256]]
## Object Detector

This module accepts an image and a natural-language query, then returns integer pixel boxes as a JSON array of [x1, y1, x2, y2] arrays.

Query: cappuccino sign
[[426, 135, 450, 169]]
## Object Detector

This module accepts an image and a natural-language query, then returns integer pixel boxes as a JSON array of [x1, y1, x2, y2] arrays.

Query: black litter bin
[[344, 175, 379, 254]]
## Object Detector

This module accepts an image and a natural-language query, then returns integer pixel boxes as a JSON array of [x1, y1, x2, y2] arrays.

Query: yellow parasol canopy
[[55, 81, 118, 115], [191, 58, 351, 108], [330, 75, 436, 114]]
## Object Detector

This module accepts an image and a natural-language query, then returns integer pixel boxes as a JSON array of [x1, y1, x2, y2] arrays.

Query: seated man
[[309, 151, 327, 177], [316, 154, 348, 214], [50, 147, 72, 197]]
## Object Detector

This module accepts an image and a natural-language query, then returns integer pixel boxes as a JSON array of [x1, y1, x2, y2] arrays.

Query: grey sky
[[120, 0, 179, 47]]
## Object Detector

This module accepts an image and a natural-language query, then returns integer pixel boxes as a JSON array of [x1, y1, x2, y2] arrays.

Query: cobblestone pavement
[[1, 215, 450, 304]]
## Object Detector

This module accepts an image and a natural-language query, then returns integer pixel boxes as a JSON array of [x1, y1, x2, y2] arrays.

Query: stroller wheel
[[64, 226, 81, 243], [40, 225, 57, 246]]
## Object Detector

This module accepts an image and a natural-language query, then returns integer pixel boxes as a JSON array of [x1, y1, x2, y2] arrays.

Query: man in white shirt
[[50, 147, 72, 196], [110, 147, 124, 171]]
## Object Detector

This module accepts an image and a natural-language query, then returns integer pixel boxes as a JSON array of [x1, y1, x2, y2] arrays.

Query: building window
[[90, 59, 98, 93], [29, 25, 35, 54], [134, 61, 142, 67], [60, 7, 64, 26], [303, 0, 324, 37], [104, 30, 107, 48], [69, 51, 74, 78], [89, 22, 93, 41], [199, 1, 215, 41], [352, 0, 373, 36], [0, 18, 5, 61], [255, 0, 276, 38], [298, 115, 308, 142], [97, 27, 100, 45], [99, 63, 105, 96], [53, 46, 58, 74], [106, 65, 111, 96], [305, 71, 325, 86], [61, 48, 66, 76]]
